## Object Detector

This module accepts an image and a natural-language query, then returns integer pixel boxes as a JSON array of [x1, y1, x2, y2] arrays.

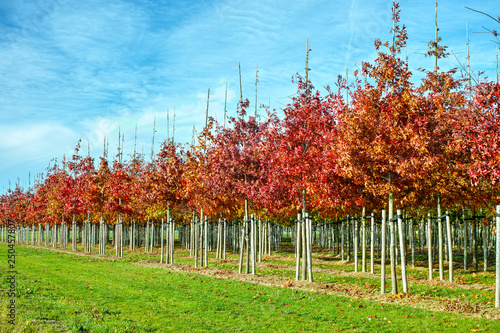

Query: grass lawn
[[1, 244, 500, 332]]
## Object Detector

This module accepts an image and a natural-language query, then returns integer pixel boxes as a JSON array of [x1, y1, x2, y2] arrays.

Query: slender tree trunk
[[99, 218, 103, 254], [306, 213, 313, 282], [446, 212, 453, 281], [410, 218, 415, 267], [216, 219, 221, 259], [427, 213, 433, 280], [145, 221, 150, 253], [199, 221, 203, 267], [245, 219, 250, 274], [389, 189, 398, 295], [31, 224, 35, 246], [161, 218, 165, 263], [354, 217, 358, 272], [38, 223, 42, 246], [370, 213, 375, 274], [268, 220, 272, 255], [223, 219, 227, 259], [190, 218, 194, 256], [301, 214, 307, 280], [483, 222, 488, 272], [397, 210, 408, 293], [341, 220, 345, 261], [295, 214, 301, 281], [258, 218, 262, 263], [463, 215, 468, 271], [166, 221, 171, 263], [45, 222, 49, 247], [116, 216, 123, 258], [204, 216, 208, 267], [53, 223, 57, 248], [473, 218, 478, 271], [251, 215, 256, 275], [495, 205, 499, 308], [59, 219, 64, 249], [72, 217, 76, 251], [437, 194, 444, 280], [195, 218, 199, 268], [170, 218, 175, 264], [381, 210, 387, 294], [238, 221, 245, 273], [362, 207, 367, 273]]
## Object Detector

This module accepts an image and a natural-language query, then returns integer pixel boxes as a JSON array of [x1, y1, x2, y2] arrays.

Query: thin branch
[[465, 7, 500, 24]]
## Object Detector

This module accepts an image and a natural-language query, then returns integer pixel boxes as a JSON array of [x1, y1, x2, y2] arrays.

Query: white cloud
[[0, 122, 79, 190]]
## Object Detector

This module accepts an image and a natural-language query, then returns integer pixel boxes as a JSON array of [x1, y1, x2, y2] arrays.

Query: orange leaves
[[387, 292, 408, 300], [334, 3, 473, 210]]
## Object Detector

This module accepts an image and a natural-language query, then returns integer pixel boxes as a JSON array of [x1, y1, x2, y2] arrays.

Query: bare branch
[[465, 6, 500, 24]]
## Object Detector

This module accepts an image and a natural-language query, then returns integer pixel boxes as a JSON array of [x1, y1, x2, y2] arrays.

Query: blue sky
[[0, 0, 498, 192]]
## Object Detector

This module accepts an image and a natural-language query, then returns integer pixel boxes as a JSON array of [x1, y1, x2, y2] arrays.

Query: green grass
[[1, 244, 500, 332], [173, 246, 497, 307]]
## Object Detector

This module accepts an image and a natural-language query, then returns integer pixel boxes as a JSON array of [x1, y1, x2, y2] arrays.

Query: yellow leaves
[[387, 292, 408, 300]]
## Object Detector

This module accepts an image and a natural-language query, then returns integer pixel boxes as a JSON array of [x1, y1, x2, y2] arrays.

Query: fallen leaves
[[387, 292, 408, 300]]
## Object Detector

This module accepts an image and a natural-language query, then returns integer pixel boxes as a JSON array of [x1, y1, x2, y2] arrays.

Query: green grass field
[[1, 244, 500, 332]]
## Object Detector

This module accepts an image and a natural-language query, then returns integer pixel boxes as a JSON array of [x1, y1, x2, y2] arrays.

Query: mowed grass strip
[[0, 244, 499, 332]]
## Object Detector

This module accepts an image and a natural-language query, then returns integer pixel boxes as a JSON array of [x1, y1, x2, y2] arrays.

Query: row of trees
[[2, 2, 500, 304], [1, 3, 499, 250]]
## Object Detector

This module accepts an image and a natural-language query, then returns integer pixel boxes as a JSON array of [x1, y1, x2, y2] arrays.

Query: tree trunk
[[223, 219, 227, 259], [306, 213, 313, 282], [170, 218, 175, 264], [389, 190, 398, 295], [195, 218, 199, 268], [258, 218, 262, 263], [446, 212, 453, 281], [301, 214, 307, 280], [362, 208, 367, 273], [145, 222, 150, 253], [427, 213, 433, 280], [204, 216, 208, 268], [410, 218, 415, 267], [161, 218, 165, 263], [380, 210, 387, 294], [245, 219, 250, 274], [483, 222, 488, 272], [473, 218, 478, 271], [295, 214, 301, 280], [117, 216, 123, 257], [437, 194, 444, 280], [354, 217, 358, 272], [72, 217, 76, 251], [251, 215, 256, 275], [494, 205, 499, 308], [370, 213, 375, 274], [268, 220, 272, 255], [341, 220, 345, 261], [31, 224, 35, 246], [463, 215, 468, 271], [397, 210, 408, 293], [238, 220, 245, 273]]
